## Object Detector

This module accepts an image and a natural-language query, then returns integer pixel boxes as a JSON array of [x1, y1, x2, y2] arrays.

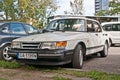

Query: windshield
[[47, 19, 85, 32]]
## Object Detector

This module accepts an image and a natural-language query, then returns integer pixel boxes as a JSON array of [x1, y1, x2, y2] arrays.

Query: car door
[[110, 24, 120, 43], [86, 20, 102, 54], [92, 21, 103, 50]]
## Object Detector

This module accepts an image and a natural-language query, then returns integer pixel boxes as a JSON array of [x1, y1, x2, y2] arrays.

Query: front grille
[[21, 42, 42, 49]]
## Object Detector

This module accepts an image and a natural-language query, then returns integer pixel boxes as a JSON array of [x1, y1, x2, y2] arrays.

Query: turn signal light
[[56, 41, 67, 47]]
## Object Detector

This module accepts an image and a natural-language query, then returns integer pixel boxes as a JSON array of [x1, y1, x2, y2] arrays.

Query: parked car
[[101, 22, 120, 46], [0, 22, 4, 26], [0, 22, 39, 61], [8, 17, 109, 69]]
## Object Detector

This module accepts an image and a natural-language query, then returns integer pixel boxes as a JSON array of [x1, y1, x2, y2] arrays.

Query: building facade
[[95, 0, 109, 14]]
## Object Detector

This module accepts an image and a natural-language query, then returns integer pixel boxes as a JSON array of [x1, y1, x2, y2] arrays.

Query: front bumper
[[8, 49, 73, 65]]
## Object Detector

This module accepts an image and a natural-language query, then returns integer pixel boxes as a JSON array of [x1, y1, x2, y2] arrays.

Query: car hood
[[13, 32, 85, 42]]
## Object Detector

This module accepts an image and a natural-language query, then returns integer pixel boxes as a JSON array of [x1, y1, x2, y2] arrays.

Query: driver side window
[[87, 20, 101, 32], [87, 20, 95, 32], [92, 22, 102, 32]]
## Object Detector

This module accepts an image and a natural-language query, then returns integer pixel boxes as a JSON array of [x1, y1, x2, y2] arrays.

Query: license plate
[[18, 53, 37, 60]]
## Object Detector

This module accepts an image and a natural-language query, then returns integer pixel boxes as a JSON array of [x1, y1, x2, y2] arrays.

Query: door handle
[[95, 34, 98, 36]]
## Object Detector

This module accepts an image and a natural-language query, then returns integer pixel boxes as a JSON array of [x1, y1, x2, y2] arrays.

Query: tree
[[0, 0, 16, 20], [0, 0, 58, 28], [96, 0, 120, 16], [70, 0, 83, 15], [95, 10, 109, 16], [109, 0, 120, 15], [17, 0, 58, 27]]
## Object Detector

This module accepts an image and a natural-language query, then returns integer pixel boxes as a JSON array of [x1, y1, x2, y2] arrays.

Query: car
[[8, 17, 109, 69], [0, 22, 4, 26], [101, 22, 120, 46], [0, 22, 39, 61]]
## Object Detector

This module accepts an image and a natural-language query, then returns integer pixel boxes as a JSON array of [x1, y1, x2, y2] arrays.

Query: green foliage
[[0, 61, 120, 80], [0, 60, 21, 69], [0, 0, 16, 20], [0, 78, 9, 80], [52, 75, 72, 80], [109, 0, 120, 15], [0, 0, 58, 28], [24, 65, 37, 70], [95, 10, 109, 16], [87, 70, 120, 80], [96, 0, 120, 16], [40, 68, 120, 80]]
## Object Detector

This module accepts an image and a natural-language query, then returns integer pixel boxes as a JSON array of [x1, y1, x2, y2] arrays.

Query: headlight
[[42, 41, 67, 49], [11, 41, 21, 48]]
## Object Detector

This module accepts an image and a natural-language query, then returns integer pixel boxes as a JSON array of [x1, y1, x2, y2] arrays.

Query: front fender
[[0, 37, 15, 48]]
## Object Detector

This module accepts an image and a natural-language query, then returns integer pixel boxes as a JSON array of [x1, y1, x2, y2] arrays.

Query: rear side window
[[10, 23, 26, 34], [112, 24, 120, 31], [103, 24, 120, 31], [103, 24, 111, 31], [87, 20, 101, 32]]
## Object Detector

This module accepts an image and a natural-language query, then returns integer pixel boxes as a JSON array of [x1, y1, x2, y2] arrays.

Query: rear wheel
[[110, 39, 115, 46], [100, 42, 108, 57], [72, 44, 84, 69], [0, 44, 13, 61]]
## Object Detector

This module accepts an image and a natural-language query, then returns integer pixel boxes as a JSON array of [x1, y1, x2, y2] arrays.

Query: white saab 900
[[8, 17, 109, 69]]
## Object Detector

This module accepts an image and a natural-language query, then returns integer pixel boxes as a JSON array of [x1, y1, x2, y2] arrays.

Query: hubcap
[[104, 44, 108, 56], [3, 46, 12, 61], [79, 49, 83, 66]]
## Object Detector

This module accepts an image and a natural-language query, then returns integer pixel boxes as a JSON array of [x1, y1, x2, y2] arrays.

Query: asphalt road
[[82, 46, 120, 74]]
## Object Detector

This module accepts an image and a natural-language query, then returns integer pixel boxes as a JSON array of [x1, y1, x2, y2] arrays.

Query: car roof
[[101, 21, 120, 26], [51, 16, 99, 23], [2, 21, 26, 24], [0, 21, 28, 27]]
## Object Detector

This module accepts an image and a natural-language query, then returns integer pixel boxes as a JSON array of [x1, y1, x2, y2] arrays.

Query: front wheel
[[100, 42, 108, 57], [72, 44, 84, 69], [0, 44, 13, 61]]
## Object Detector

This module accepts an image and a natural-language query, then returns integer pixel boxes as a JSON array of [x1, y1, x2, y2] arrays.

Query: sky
[[55, 0, 95, 16]]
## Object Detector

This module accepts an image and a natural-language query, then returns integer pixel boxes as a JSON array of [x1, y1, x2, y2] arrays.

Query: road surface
[[82, 46, 120, 74]]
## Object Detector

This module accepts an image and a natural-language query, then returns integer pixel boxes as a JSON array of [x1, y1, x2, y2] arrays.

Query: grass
[[87, 70, 120, 80], [22, 72, 31, 77], [0, 78, 9, 80], [0, 61, 120, 80], [52, 75, 72, 80], [40, 68, 120, 80], [24, 65, 37, 70], [0, 60, 21, 69]]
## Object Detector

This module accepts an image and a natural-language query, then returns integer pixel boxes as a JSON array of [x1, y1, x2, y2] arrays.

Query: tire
[[0, 44, 13, 61], [72, 44, 84, 69], [100, 42, 108, 57], [110, 39, 114, 47]]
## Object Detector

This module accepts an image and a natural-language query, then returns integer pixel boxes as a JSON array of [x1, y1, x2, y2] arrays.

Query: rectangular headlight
[[41, 41, 67, 49], [41, 42, 56, 49]]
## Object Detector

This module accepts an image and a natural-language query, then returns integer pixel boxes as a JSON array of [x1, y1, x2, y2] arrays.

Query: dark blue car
[[0, 22, 39, 61]]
